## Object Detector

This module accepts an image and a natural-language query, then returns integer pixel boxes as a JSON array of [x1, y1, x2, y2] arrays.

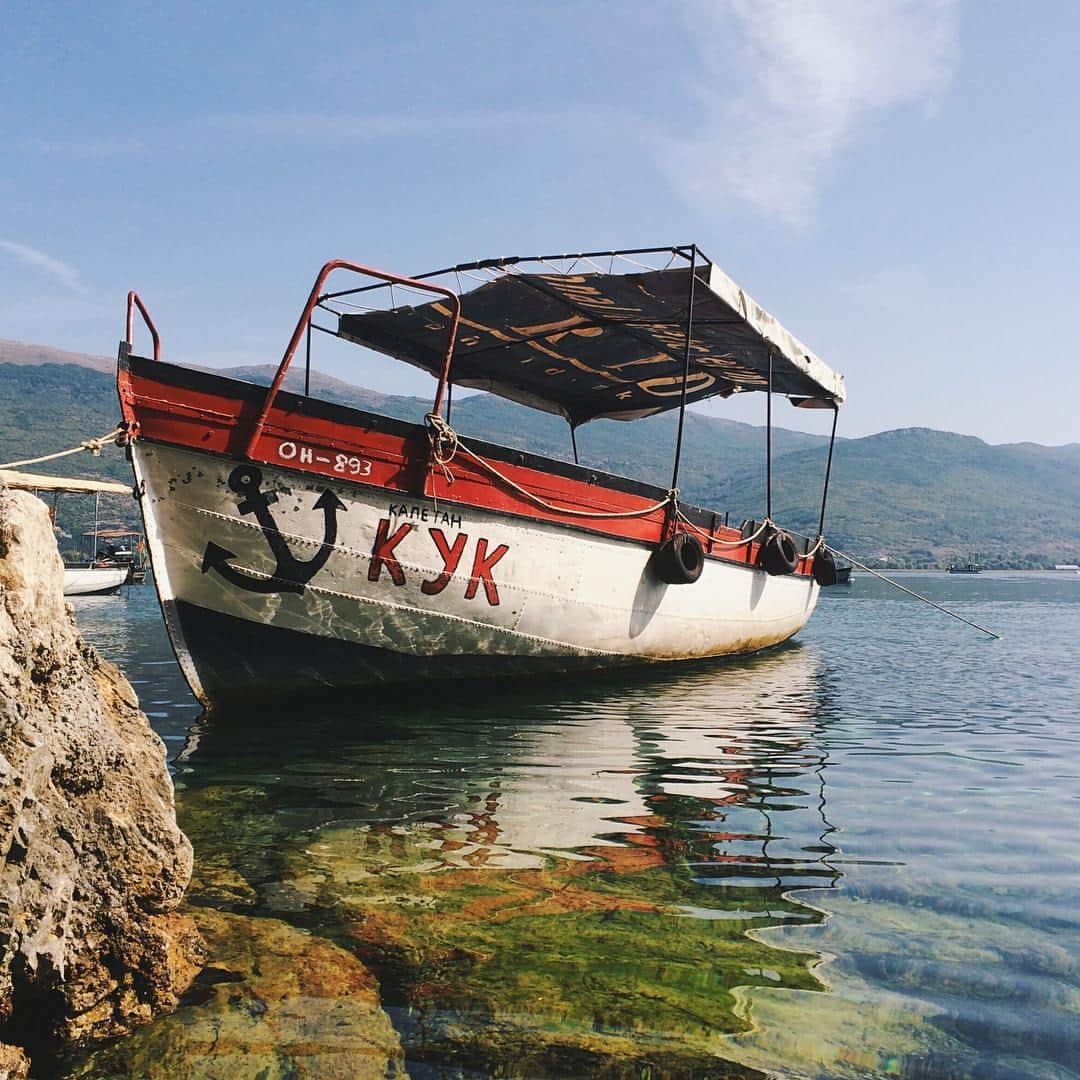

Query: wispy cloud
[[30, 106, 599, 159], [0, 239, 85, 292], [29, 136, 151, 160], [216, 108, 574, 140], [666, 0, 958, 225]]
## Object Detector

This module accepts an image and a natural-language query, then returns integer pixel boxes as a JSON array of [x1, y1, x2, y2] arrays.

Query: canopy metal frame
[[309, 247, 843, 534], [323, 245, 843, 429]]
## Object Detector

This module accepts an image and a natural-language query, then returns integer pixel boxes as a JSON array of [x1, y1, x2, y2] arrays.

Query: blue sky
[[2, 1, 1077, 446]]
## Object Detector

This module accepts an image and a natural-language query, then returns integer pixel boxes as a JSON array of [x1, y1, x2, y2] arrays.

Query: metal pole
[[304, 319, 312, 397], [244, 259, 461, 459], [570, 423, 579, 465], [817, 406, 839, 538], [766, 352, 773, 520], [92, 492, 100, 564], [669, 246, 698, 493]]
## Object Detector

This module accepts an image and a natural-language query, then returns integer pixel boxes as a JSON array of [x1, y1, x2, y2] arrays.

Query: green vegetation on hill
[[3, 356, 1078, 568], [717, 427, 1080, 566], [0, 363, 136, 558]]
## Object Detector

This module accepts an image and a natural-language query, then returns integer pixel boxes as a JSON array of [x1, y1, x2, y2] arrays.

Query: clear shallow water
[[67, 573, 1080, 1078]]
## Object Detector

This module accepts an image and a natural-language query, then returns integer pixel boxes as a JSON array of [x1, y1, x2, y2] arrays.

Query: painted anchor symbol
[[201, 465, 346, 594]]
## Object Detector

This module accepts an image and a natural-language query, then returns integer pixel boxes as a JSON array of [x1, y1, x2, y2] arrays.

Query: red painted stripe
[[120, 362, 813, 576]]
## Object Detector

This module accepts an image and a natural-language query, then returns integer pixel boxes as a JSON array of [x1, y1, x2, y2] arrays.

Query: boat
[[0, 469, 137, 596], [81, 528, 149, 583], [115, 246, 847, 708], [61, 564, 130, 596], [834, 563, 852, 585], [947, 563, 981, 574]]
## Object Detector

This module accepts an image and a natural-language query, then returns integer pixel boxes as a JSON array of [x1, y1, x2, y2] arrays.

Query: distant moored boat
[[0, 469, 137, 596]]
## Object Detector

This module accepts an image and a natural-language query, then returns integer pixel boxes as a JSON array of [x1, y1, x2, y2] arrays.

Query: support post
[[669, 246, 698, 495], [304, 319, 312, 398], [817, 405, 839, 538], [766, 351, 773, 521]]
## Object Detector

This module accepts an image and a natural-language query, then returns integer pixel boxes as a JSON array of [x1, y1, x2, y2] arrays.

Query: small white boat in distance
[[62, 565, 129, 596], [1, 469, 135, 596]]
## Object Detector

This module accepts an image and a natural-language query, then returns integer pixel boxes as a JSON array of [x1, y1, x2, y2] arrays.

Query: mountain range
[[1, 340, 1077, 567]]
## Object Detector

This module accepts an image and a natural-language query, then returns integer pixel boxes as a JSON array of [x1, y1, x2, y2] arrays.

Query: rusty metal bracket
[[126, 291, 161, 362], [243, 259, 462, 460]]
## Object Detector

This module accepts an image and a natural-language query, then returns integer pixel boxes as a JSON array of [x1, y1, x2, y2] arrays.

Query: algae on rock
[[69, 910, 405, 1080]]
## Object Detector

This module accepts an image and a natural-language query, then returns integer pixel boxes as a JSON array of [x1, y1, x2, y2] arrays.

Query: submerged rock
[[70, 910, 405, 1079], [0, 487, 203, 1068]]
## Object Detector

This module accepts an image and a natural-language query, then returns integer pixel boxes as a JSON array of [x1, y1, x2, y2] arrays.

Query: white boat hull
[[62, 566, 128, 596], [133, 441, 819, 706]]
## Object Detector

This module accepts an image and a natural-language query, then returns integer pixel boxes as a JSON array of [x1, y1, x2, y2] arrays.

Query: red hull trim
[[117, 351, 813, 576]]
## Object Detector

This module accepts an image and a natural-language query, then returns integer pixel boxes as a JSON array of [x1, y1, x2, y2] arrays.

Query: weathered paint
[[131, 438, 817, 705], [120, 354, 821, 705], [117, 354, 815, 574]]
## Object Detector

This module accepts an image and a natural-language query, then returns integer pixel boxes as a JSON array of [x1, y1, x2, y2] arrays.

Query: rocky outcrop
[[0, 486, 203, 1071], [69, 911, 406, 1078]]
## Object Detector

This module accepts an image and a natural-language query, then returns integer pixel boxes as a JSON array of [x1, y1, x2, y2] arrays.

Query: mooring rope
[[425, 413, 675, 520], [0, 425, 124, 470], [827, 545, 1001, 639], [429, 415, 1000, 639]]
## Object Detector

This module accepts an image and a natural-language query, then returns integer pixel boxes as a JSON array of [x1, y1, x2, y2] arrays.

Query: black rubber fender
[[812, 547, 838, 586], [651, 532, 705, 585], [760, 529, 799, 576]]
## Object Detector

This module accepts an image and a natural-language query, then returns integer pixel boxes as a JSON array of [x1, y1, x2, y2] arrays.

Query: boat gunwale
[[119, 350, 818, 573]]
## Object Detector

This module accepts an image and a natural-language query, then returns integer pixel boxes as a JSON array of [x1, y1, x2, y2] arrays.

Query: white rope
[[459, 267, 495, 284], [0, 425, 124, 470], [424, 414, 674, 521], [424, 415, 822, 560], [827, 545, 1001, 639], [427, 412, 458, 488], [605, 252, 671, 273], [674, 508, 773, 547]]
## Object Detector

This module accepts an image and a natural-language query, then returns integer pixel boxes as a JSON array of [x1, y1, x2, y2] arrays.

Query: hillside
[[0, 337, 113, 373], [717, 428, 1080, 565], [0, 362, 136, 558], [1, 342, 1078, 567]]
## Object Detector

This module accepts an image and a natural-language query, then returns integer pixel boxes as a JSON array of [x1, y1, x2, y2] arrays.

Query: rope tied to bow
[[0, 425, 125, 470], [425, 412, 459, 487]]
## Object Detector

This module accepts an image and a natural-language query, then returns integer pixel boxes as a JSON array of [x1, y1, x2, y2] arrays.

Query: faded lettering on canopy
[[338, 264, 844, 425]]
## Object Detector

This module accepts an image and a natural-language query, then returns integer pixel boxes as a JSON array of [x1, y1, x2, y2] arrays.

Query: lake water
[[65, 573, 1080, 1078]]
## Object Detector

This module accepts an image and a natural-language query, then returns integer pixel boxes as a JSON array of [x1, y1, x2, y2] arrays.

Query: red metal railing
[[243, 259, 462, 459], [125, 291, 161, 362]]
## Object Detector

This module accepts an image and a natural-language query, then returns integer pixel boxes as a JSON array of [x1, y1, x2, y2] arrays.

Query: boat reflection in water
[[86, 646, 841, 1076]]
